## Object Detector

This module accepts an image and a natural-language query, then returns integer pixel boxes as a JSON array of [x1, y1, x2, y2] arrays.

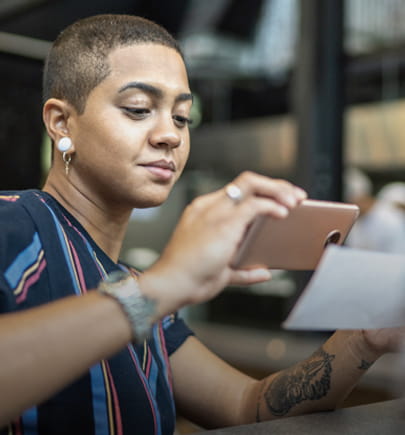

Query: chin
[[133, 194, 168, 209], [130, 183, 175, 209]]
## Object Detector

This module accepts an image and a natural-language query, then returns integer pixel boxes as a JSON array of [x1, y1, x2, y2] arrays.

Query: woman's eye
[[122, 107, 150, 119], [173, 115, 193, 128]]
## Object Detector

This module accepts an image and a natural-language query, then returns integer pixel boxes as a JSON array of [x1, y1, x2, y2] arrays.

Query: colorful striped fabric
[[0, 190, 194, 435]]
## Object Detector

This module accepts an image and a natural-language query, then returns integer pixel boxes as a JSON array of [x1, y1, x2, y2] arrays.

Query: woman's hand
[[139, 171, 306, 317], [361, 327, 405, 356]]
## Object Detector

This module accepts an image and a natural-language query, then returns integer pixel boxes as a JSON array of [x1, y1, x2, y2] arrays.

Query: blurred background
[[2, 0, 405, 431]]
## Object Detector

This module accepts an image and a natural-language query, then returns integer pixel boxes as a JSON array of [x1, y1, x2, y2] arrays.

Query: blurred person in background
[[344, 167, 405, 254], [377, 181, 405, 214]]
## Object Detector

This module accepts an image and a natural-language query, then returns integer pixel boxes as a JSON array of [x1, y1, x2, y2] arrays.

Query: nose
[[149, 115, 181, 149]]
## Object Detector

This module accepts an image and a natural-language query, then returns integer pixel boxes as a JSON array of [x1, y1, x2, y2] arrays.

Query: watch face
[[98, 268, 155, 343], [101, 270, 139, 298], [104, 270, 131, 284]]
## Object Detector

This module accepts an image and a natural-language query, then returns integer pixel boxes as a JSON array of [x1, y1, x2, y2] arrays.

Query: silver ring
[[225, 183, 244, 204]]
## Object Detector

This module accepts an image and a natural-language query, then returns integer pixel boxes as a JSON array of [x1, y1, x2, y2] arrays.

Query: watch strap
[[98, 270, 156, 343]]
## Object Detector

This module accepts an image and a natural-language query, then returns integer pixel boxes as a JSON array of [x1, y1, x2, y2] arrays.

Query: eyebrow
[[118, 81, 193, 103]]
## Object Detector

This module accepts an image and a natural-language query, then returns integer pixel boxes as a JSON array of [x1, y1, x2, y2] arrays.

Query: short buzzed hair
[[43, 14, 183, 113]]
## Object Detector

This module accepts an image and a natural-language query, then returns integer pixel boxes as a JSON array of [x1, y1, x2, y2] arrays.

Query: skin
[[9, 41, 399, 430]]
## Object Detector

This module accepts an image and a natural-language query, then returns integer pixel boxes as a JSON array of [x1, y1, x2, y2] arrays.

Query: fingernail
[[278, 205, 289, 217], [295, 187, 307, 199], [251, 269, 272, 281]]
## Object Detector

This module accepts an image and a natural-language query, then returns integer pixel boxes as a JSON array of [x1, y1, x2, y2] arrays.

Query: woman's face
[[67, 43, 192, 210]]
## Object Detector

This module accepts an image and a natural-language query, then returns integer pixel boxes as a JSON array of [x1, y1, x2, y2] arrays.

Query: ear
[[43, 98, 75, 149]]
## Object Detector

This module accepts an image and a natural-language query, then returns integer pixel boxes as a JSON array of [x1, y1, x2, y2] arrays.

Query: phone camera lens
[[324, 230, 341, 247]]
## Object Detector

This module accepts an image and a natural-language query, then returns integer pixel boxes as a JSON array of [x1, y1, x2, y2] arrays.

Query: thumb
[[228, 268, 272, 286]]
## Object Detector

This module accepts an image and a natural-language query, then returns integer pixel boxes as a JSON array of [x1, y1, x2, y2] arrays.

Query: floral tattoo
[[262, 347, 336, 418]]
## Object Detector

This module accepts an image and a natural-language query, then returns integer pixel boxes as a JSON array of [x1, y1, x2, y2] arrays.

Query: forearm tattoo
[[261, 347, 336, 418]]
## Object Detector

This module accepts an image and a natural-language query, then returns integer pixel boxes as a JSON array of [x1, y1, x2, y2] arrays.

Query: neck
[[42, 173, 131, 262]]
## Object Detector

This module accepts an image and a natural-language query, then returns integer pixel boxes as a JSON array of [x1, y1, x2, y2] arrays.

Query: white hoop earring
[[57, 137, 72, 153], [62, 152, 72, 175]]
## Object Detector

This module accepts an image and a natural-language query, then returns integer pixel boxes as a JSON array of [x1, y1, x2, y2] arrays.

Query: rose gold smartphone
[[231, 199, 359, 270]]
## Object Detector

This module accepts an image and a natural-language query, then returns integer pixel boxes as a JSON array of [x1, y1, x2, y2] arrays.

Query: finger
[[220, 185, 291, 219], [208, 186, 297, 228], [228, 268, 272, 286], [254, 178, 307, 208], [237, 195, 296, 220], [231, 171, 307, 209]]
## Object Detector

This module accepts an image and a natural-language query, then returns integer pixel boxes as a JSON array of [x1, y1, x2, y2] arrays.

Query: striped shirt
[[0, 190, 193, 435]]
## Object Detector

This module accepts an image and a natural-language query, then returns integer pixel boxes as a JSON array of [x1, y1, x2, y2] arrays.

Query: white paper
[[283, 244, 405, 330]]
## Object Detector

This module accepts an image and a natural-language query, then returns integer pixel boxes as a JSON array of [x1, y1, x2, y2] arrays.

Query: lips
[[140, 159, 176, 171]]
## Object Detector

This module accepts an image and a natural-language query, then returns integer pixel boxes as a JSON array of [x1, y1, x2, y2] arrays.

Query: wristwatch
[[98, 270, 156, 343]]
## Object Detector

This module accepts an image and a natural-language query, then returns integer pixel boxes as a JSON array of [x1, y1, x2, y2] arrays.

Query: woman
[[0, 14, 401, 434]]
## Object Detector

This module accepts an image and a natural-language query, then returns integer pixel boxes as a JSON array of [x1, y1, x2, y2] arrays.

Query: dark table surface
[[195, 399, 405, 434]]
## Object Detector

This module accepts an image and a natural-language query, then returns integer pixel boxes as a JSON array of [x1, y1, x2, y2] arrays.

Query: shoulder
[[0, 190, 36, 225], [0, 189, 40, 212], [0, 191, 46, 307], [0, 190, 42, 266], [0, 190, 40, 231]]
